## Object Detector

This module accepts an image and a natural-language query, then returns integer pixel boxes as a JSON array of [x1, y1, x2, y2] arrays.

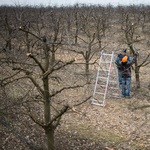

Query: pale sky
[[0, 0, 150, 7]]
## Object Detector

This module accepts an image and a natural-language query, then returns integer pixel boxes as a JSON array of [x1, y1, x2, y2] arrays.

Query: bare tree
[[66, 6, 106, 76], [0, 6, 91, 150], [121, 13, 150, 88]]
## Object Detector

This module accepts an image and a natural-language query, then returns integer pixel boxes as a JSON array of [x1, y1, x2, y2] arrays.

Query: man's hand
[[134, 52, 138, 56], [118, 53, 122, 57]]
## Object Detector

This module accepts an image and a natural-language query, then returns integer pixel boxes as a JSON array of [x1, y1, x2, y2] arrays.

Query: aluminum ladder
[[92, 50, 121, 107]]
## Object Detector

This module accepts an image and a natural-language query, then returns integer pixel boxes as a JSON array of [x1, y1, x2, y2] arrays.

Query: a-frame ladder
[[92, 50, 121, 107]]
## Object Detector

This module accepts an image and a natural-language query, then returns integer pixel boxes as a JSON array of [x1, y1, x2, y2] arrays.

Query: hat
[[122, 49, 126, 53], [122, 56, 127, 63]]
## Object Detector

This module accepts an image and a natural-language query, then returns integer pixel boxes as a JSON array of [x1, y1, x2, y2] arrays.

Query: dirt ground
[[53, 89, 150, 150], [1, 65, 150, 150]]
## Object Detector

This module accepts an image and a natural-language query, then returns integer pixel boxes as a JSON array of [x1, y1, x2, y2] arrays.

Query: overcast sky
[[0, 0, 150, 7]]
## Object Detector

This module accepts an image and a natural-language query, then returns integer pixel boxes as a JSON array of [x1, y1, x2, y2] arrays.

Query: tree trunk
[[75, 29, 78, 44], [85, 51, 90, 74], [51, 44, 55, 65], [85, 61, 89, 74], [43, 77, 54, 150], [8, 39, 11, 51], [75, 12, 78, 44], [51, 51, 55, 65], [135, 62, 140, 89], [43, 38, 55, 149], [45, 126, 54, 150], [26, 32, 30, 52], [98, 39, 101, 49]]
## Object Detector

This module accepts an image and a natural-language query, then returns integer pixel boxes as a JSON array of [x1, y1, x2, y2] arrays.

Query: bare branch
[[50, 84, 86, 98], [23, 104, 45, 127], [73, 95, 92, 107], [19, 27, 42, 41], [27, 75, 44, 95], [27, 53, 45, 73], [43, 59, 75, 78], [47, 105, 69, 127], [137, 53, 150, 68], [0, 71, 21, 85]]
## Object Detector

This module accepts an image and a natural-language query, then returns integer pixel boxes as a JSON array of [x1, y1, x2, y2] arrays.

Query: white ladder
[[92, 50, 121, 107]]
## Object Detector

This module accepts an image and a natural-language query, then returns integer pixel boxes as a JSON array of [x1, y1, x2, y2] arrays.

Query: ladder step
[[100, 69, 109, 71], [98, 77, 107, 79], [110, 96, 121, 99], [91, 102, 105, 106], [109, 80, 117, 83], [102, 54, 113, 56], [101, 61, 111, 63], [92, 99, 103, 102], [101, 61, 115, 63], [100, 85, 106, 87], [112, 93, 120, 96], [110, 87, 119, 90], [95, 92, 105, 95], [97, 85, 106, 87], [109, 74, 116, 76]]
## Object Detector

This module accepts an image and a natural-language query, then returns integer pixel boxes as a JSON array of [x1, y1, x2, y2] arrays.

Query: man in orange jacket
[[116, 52, 137, 98]]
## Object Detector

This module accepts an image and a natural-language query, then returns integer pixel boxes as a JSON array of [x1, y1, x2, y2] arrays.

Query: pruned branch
[[27, 53, 45, 73], [19, 27, 42, 41]]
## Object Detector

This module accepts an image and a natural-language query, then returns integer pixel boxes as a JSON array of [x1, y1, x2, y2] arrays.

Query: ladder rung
[[101, 61, 115, 63], [98, 77, 107, 79], [91, 102, 105, 106], [100, 69, 109, 71], [110, 87, 119, 89], [101, 61, 111, 63], [97, 85, 106, 87], [92, 99, 103, 102], [95, 92, 105, 95], [102, 54, 113, 56], [110, 96, 121, 99], [112, 93, 120, 96], [109, 74, 116, 76], [109, 80, 117, 82]]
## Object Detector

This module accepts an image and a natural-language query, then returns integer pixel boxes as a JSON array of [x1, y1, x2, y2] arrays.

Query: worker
[[116, 52, 138, 98], [116, 49, 130, 86]]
